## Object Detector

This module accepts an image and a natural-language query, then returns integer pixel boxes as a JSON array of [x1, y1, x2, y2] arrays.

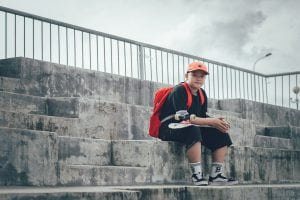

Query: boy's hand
[[210, 118, 230, 133]]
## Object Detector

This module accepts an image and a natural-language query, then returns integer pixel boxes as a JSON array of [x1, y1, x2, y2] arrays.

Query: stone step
[[256, 125, 291, 139], [207, 108, 242, 119], [1, 127, 300, 186], [0, 57, 160, 107], [0, 109, 115, 139], [58, 165, 150, 186], [118, 184, 300, 200], [0, 91, 79, 118], [0, 127, 58, 186], [0, 109, 78, 136], [0, 76, 23, 94], [219, 99, 300, 127], [0, 91, 250, 142], [0, 184, 299, 200], [58, 136, 111, 166], [0, 186, 140, 200], [253, 135, 292, 150], [109, 141, 300, 185]]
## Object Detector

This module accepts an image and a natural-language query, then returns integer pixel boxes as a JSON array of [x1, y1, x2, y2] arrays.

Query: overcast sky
[[1, 0, 300, 74]]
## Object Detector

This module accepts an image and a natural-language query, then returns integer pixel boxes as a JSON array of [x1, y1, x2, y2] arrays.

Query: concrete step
[[0, 91, 297, 150], [0, 109, 116, 139], [58, 136, 111, 166], [0, 186, 141, 200], [0, 57, 160, 107], [0, 91, 79, 118], [0, 184, 299, 200], [0, 92, 287, 149], [58, 165, 150, 186], [207, 108, 242, 119], [1, 127, 300, 186], [0, 109, 78, 136], [0, 94, 255, 144], [0, 76, 24, 94], [256, 125, 291, 139], [0, 127, 58, 186], [219, 99, 300, 127], [253, 135, 292, 150]]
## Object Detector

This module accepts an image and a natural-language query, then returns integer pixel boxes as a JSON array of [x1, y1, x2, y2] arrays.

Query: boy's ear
[[184, 73, 188, 80]]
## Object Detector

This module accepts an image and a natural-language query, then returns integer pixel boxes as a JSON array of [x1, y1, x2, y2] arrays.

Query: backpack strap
[[182, 82, 193, 109], [198, 88, 205, 106], [161, 83, 205, 124]]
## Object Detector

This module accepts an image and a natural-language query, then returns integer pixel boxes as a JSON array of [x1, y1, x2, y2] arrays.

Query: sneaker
[[191, 174, 208, 186], [209, 174, 238, 186]]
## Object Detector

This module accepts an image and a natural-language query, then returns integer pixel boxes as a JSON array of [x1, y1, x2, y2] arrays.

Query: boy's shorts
[[159, 125, 233, 151]]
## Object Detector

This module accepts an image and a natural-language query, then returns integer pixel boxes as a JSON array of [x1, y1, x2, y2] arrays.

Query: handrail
[[0, 6, 270, 77], [0, 6, 299, 110]]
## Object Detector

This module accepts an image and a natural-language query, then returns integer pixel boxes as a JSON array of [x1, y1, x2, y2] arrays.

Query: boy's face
[[186, 70, 207, 89]]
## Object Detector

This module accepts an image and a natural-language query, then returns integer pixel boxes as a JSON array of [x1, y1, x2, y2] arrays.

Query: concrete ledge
[[219, 99, 300, 127], [0, 57, 164, 107], [253, 135, 292, 149], [0, 91, 79, 118], [256, 125, 291, 139], [0, 184, 299, 200], [58, 136, 111, 166], [0, 128, 58, 186], [58, 165, 150, 186]]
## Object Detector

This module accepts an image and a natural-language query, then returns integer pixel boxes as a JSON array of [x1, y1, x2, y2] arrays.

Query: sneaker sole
[[194, 182, 209, 186], [209, 180, 239, 186]]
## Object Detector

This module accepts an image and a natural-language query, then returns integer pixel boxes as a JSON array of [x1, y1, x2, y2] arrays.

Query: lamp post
[[252, 53, 272, 102], [253, 53, 272, 72], [290, 86, 300, 110]]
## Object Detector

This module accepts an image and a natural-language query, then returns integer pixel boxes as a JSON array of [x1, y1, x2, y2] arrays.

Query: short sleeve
[[170, 85, 188, 112]]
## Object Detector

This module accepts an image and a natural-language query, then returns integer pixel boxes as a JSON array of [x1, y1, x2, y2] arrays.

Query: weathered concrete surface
[[58, 165, 150, 186], [57, 139, 300, 186], [126, 184, 300, 200], [0, 186, 140, 200], [58, 136, 111, 166], [1, 184, 299, 200], [219, 99, 300, 126], [0, 109, 79, 136], [0, 128, 58, 186], [291, 126, 300, 150], [0, 57, 164, 107], [253, 135, 292, 149], [256, 125, 291, 139], [0, 91, 79, 118]]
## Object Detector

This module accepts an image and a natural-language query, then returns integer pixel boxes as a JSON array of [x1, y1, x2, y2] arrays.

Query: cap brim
[[188, 69, 209, 75]]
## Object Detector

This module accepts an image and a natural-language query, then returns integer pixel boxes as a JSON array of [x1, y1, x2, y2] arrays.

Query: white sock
[[190, 162, 202, 178], [210, 162, 224, 177]]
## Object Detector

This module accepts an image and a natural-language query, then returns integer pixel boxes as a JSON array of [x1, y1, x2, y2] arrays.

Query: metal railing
[[0, 6, 299, 110]]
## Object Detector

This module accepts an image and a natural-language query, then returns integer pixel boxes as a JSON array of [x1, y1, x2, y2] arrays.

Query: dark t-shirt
[[159, 84, 208, 130]]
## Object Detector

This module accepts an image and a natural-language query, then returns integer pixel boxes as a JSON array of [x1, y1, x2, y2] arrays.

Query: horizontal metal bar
[[265, 71, 300, 77], [0, 5, 298, 79], [0, 6, 267, 77]]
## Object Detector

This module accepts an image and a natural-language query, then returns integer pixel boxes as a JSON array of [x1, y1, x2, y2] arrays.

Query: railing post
[[138, 45, 145, 80]]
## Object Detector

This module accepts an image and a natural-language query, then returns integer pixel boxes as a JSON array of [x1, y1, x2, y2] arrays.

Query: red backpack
[[148, 82, 205, 138]]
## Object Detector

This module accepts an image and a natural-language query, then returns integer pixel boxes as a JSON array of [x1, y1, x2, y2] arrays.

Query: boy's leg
[[187, 142, 201, 163], [200, 127, 238, 185], [209, 146, 238, 185], [187, 142, 208, 186], [212, 145, 227, 162]]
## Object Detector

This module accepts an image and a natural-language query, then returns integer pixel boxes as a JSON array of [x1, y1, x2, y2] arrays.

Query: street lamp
[[290, 85, 300, 110], [252, 53, 272, 102], [253, 53, 272, 72]]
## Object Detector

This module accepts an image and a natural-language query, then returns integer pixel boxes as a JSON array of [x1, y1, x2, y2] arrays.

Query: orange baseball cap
[[186, 62, 209, 74]]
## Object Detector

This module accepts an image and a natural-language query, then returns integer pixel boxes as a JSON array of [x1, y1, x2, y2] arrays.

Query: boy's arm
[[190, 115, 230, 133]]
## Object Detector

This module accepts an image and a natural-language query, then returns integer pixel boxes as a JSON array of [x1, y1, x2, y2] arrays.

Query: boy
[[158, 62, 238, 186]]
